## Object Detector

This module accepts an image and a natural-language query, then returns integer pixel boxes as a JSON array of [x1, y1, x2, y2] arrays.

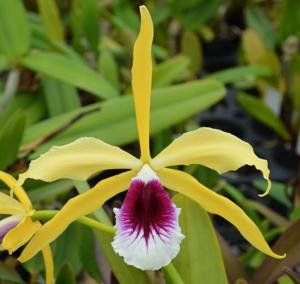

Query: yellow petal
[[19, 170, 136, 262], [158, 168, 285, 259], [151, 127, 271, 196], [41, 245, 54, 284], [0, 171, 32, 211], [18, 137, 142, 185], [2, 216, 41, 254], [132, 6, 153, 162], [0, 192, 25, 215]]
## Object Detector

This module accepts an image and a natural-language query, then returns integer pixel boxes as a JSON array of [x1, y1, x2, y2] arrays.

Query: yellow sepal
[[0, 171, 32, 211], [18, 137, 141, 185], [2, 215, 41, 254], [152, 127, 271, 196], [157, 168, 285, 259], [132, 6, 153, 162], [19, 170, 136, 262]]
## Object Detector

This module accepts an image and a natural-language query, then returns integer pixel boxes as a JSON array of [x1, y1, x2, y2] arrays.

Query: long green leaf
[[209, 65, 272, 84], [42, 77, 81, 117], [37, 0, 64, 41], [21, 50, 119, 99], [0, 0, 31, 58], [172, 194, 227, 284], [152, 55, 190, 87], [23, 79, 225, 157], [0, 110, 26, 170], [236, 92, 290, 139]]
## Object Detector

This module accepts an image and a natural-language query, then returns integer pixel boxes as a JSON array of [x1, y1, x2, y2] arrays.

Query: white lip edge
[[132, 164, 159, 183]]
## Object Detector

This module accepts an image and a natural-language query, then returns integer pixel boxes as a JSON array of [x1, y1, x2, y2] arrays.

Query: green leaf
[[37, 0, 64, 41], [53, 224, 82, 274], [21, 50, 119, 99], [172, 194, 227, 284], [56, 263, 76, 284], [153, 56, 190, 88], [23, 79, 225, 157], [208, 65, 272, 84], [245, 6, 277, 50], [27, 180, 74, 203], [98, 49, 119, 88], [171, 0, 222, 31], [0, 0, 31, 58], [42, 77, 81, 117], [279, 0, 300, 41], [71, 0, 100, 54], [79, 226, 102, 282], [236, 92, 290, 139], [0, 110, 26, 170], [252, 219, 300, 283], [181, 32, 202, 75], [0, 54, 9, 72]]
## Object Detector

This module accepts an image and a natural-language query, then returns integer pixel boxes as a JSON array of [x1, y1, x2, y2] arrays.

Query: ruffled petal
[[112, 165, 184, 270], [151, 127, 271, 196], [2, 216, 41, 254], [0, 171, 32, 211], [19, 170, 136, 262], [0, 191, 25, 215], [157, 168, 285, 259], [132, 6, 153, 162], [41, 245, 54, 284], [18, 137, 142, 185]]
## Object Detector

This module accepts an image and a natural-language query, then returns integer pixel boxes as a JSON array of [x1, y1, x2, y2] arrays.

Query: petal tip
[[273, 252, 287, 259]]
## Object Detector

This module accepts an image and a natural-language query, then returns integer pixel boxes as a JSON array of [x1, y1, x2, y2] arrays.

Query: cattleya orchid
[[18, 6, 284, 270], [0, 171, 53, 283]]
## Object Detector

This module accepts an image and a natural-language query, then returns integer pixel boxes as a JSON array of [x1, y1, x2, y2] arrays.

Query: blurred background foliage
[[0, 0, 300, 283]]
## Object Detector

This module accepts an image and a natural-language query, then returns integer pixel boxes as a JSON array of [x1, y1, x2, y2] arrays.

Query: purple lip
[[117, 178, 177, 245]]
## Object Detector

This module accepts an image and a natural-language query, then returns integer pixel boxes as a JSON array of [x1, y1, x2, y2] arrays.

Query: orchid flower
[[17, 6, 284, 270], [0, 171, 53, 284]]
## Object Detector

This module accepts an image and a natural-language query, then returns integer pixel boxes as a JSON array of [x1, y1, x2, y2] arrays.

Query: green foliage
[[0, 110, 26, 170], [236, 92, 290, 139], [0, 0, 30, 59], [173, 194, 228, 284]]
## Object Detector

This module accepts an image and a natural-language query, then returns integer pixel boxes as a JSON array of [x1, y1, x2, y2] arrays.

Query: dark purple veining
[[118, 179, 177, 245]]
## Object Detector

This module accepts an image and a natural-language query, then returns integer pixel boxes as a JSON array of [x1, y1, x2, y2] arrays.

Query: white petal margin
[[112, 207, 184, 270], [112, 164, 184, 270]]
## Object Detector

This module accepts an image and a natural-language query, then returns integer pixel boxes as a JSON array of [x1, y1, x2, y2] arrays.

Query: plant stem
[[32, 210, 115, 234], [0, 69, 20, 113], [162, 263, 185, 284]]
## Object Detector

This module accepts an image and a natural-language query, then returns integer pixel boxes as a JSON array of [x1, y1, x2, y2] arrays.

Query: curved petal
[[19, 170, 137, 262], [2, 216, 41, 254], [41, 245, 54, 284], [132, 6, 153, 162], [18, 137, 142, 185], [0, 192, 25, 215], [151, 127, 271, 196], [0, 171, 32, 211], [157, 168, 285, 259]]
